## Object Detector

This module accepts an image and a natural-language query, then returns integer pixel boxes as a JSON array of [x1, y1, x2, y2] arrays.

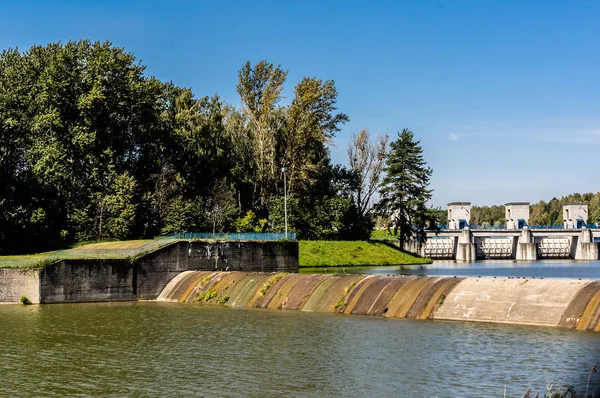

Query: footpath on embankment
[[158, 271, 600, 332]]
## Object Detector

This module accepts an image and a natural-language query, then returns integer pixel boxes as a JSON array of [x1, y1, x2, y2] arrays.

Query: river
[[302, 259, 600, 279], [2, 301, 600, 397]]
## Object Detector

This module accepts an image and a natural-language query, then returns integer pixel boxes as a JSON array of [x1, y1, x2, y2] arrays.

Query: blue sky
[[1, 1, 599, 207]]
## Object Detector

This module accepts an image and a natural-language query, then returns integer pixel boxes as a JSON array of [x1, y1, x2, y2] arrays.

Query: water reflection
[[302, 260, 600, 279], [1, 302, 599, 397]]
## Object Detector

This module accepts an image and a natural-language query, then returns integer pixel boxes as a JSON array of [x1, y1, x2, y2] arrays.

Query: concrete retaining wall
[[40, 259, 136, 303], [0, 240, 298, 303], [0, 268, 41, 303]]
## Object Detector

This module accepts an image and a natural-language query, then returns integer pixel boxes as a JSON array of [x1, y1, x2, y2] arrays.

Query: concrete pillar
[[575, 229, 600, 260], [516, 229, 537, 261], [456, 230, 476, 262]]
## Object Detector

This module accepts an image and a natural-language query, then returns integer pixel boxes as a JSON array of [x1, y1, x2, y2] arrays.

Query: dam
[[158, 271, 600, 332], [411, 228, 600, 262], [4, 236, 600, 333], [416, 201, 600, 261]]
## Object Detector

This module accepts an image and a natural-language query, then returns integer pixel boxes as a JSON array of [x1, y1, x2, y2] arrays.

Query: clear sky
[[1, 0, 599, 207]]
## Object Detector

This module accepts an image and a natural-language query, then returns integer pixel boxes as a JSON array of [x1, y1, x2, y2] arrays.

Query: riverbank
[[299, 240, 431, 267]]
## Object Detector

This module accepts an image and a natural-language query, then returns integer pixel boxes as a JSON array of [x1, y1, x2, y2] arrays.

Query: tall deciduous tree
[[347, 129, 388, 217], [236, 60, 288, 207], [377, 129, 437, 248], [283, 77, 349, 196]]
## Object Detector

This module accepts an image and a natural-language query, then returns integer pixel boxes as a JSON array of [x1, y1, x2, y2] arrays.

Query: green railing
[[161, 232, 296, 241]]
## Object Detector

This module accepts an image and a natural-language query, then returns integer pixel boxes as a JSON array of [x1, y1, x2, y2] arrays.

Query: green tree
[[588, 192, 600, 224], [236, 60, 288, 208], [376, 129, 437, 248], [283, 77, 349, 197], [529, 200, 550, 225]]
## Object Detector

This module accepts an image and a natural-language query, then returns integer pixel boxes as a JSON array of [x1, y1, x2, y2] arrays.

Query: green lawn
[[0, 239, 175, 269], [370, 229, 401, 241], [299, 240, 431, 267]]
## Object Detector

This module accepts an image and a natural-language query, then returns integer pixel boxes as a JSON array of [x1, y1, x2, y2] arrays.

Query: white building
[[563, 203, 588, 229], [447, 202, 471, 230], [505, 202, 530, 229]]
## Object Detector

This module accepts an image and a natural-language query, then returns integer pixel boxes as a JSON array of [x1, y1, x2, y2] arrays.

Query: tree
[[282, 77, 349, 197], [347, 129, 388, 217], [204, 181, 238, 233], [590, 193, 600, 224], [529, 200, 550, 225], [376, 129, 437, 249], [236, 60, 288, 208]]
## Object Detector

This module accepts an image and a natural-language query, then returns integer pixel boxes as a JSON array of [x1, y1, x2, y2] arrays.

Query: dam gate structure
[[408, 228, 600, 262]]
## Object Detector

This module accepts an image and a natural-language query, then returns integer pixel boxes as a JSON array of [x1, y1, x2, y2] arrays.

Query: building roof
[[564, 202, 588, 206], [505, 202, 530, 206], [447, 202, 471, 206]]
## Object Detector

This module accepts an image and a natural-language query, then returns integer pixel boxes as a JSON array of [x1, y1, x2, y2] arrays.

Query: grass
[[299, 240, 431, 267], [370, 229, 401, 241], [0, 239, 177, 269]]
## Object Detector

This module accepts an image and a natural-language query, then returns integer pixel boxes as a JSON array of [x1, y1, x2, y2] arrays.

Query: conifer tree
[[377, 129, 438, 249]]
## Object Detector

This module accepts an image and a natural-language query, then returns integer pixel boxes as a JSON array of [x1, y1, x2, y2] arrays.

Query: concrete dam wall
[[0, 240, 298, 303], [158, 271, 600, 331]]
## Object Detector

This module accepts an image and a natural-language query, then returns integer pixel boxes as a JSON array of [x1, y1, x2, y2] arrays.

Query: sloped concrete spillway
[[158, 272, 600, 331]]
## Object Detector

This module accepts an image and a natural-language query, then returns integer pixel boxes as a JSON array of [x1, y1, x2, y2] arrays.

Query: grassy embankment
[[1, 233, 430, 269], [0, 240, 174, 269], [299, 239, 431, 267]]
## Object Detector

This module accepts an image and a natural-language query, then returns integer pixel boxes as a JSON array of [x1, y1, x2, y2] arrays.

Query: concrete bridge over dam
[[407, 228, 600, 262]]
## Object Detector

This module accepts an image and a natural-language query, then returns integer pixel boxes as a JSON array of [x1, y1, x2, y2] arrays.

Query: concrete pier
[[516, 229, 537, 261], [576, 229, 599, 260], [455, 229, 476, 262]]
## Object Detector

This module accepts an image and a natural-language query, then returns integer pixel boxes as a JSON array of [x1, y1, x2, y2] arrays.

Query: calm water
[[2, 302, 600, 397], [302, 259, 600, 279]]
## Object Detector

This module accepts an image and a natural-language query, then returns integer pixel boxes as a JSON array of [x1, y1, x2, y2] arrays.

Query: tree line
[[469, 192, 600, 226], [2, 40, 434, 253]]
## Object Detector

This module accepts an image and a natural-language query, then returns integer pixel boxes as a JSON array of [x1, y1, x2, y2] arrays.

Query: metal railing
[[431, 224, 600, 231], [528, 224, 569, 230], [161, 232, 297, 241], [467, 225, 507, 230]]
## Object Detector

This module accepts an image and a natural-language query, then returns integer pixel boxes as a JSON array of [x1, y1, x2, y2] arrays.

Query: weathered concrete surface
[[516, 242, 537, 261], [40, 259, 136, 303], [136, 241, 298, 300], [0, 268, 41, 303], [1, 240, 298, 303], [434, 277, 588, 327], [159, 271, 600, 331]]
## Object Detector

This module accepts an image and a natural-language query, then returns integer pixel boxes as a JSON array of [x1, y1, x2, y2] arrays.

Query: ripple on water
[[1, 303, 600, 397]]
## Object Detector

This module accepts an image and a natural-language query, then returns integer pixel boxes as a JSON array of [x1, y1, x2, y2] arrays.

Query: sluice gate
[[535, 237, 572, 259], [414, 228, 600, 262], [475, 237, 514, 259], [158, 271, 600, 331]]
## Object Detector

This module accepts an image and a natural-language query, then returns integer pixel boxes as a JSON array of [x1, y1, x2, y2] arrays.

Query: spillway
[[157, 272, 600, 331]]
